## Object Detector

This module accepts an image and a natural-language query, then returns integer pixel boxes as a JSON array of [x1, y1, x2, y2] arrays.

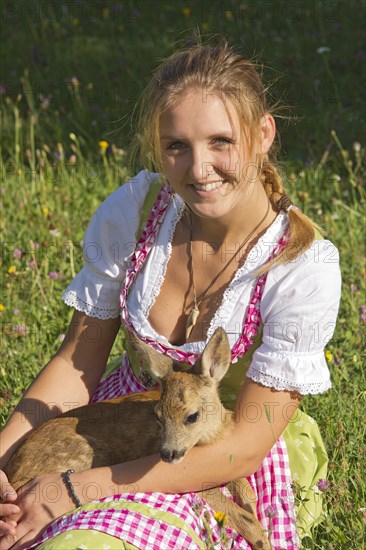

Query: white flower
[[317, 47, 331, 54]]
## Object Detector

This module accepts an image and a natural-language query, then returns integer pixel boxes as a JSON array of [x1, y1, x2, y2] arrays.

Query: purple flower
[[316, 479, 330, 492], [265, 504, 278, 518], [13, 308, 20, 315], [48, 271, 59, 280], [14, 324, 27, 336], [13, 247, 23, 259]]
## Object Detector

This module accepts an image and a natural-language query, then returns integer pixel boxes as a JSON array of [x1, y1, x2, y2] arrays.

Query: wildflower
[[0, 304, 5, 312], [325, 350, 333, 363], [57, 333, 66, 342], [48, 271, 60, 280], [317, 47, 331, 54], [265, 504, 277, 518], [99, 140, 109, 152], [214, 511, 227, 527], [191, 494, 203, 511], [13, 247, 23, 259], [359, 306, 366, 325], [316, 479, 330, 492], [201, 22, 209, 30], [8, 265, 16, 274], [182, 7, 191, 16], [68, 154, 77, 165], [28, 260, 37, 270], [14, 324, 27, 337], [42, 207, 49, 216], [353, 142, 361, 152], [13, 308, 20, 315], [70, 76, 80, 88], [40, 95, 50, 110]]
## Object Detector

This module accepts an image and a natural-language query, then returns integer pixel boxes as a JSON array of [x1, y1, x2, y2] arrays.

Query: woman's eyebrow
[[160, 132, 236, 140]]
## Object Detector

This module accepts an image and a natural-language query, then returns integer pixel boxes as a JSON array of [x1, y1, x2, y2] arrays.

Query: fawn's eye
[[185, 412, 199, 425]]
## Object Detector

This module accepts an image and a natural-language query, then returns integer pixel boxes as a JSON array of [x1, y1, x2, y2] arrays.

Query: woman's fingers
[[0, 471, 17, 503], [0, 519, 17, 537]]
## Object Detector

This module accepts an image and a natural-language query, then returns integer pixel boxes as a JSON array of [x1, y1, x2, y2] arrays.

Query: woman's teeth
[[193, 181, 224, 191]]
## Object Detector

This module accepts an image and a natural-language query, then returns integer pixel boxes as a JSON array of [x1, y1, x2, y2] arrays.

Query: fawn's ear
[[129, 332, 173, 380], [195, 327, 231, 382]]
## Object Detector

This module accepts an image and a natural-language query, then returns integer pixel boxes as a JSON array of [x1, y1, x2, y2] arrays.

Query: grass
[[1, 0, 365, 547]]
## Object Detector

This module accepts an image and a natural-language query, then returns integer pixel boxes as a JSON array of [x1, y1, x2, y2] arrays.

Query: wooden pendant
[[185, 306, 200, 340]]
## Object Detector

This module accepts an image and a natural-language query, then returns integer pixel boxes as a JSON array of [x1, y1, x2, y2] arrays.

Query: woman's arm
[[71, 378, 301, 498], [0, 311, 121, 468]]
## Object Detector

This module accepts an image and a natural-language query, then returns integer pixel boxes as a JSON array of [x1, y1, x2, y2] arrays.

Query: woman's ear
[[259, 113, 276, 155]]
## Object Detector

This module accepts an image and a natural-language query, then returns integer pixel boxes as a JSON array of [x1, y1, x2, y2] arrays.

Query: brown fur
[[4, 328, 270, 549]]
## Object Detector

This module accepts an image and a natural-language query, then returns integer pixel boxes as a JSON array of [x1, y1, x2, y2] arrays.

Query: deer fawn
[[4, 328, 270, 549]]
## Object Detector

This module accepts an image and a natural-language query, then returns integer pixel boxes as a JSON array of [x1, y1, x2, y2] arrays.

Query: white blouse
[[63, 170, 342, 395]]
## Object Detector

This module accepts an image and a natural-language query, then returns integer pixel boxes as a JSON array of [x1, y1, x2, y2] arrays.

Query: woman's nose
[[189, 147, 215, 182]]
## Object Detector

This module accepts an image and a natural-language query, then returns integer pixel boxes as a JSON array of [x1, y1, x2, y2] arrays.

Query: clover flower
[[316, 479, 330, 492]]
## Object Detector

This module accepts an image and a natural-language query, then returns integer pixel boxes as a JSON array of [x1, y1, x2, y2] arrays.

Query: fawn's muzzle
[[160, 448, 187, 463]]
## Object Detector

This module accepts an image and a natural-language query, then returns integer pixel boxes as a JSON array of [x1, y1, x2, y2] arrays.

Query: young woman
[[0, 42, 341, 549]]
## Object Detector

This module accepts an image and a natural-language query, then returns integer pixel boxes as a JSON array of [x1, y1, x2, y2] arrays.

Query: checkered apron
[[37, 185, 300, 549]]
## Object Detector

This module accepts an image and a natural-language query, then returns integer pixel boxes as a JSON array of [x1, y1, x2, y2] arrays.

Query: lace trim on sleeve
[[246, 367, 331, 395], [62, 290, 121, 319]]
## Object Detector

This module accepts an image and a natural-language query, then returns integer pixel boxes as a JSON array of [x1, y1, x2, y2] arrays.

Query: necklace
[[185, 202, 271, 340]]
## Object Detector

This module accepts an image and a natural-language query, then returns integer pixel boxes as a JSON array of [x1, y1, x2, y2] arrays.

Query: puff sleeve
[[62, 170, 158, 319], [246, 240, 342, 394]]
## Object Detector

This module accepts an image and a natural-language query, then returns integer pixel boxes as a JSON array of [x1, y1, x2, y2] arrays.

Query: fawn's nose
[[160, 448, 186, 463]]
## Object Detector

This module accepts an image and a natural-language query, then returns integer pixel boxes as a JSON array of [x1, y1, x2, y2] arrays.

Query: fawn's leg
[[199, 482, 271, 550]]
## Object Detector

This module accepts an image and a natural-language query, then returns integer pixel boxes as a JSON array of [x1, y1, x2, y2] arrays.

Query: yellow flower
[[0, 304, 5, 311], [201, 22, 209, 30], [214, 511, 227, 527], [8, 265, 16, 274], [325, 350, 333, 363], [42, 207, 49, 216], [182, 7, 191, 16], [99, 140, 109, 152]]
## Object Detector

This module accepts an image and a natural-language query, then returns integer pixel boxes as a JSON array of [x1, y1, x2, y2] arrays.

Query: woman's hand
[[0, 471, 20, 538], [0, 473, 77, 550]]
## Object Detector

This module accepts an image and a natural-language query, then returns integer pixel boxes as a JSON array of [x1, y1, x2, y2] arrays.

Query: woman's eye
[[166, 141, 186, 150], [213, 137, 233, 146]]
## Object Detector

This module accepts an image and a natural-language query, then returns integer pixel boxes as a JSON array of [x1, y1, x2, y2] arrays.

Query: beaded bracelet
[[61, 469, 82, 508]]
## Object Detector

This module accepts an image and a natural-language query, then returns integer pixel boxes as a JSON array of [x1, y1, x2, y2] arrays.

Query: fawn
[[4, 328, 270, 549]]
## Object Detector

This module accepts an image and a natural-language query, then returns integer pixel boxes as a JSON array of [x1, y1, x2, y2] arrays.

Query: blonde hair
[[129, 39, 322, 271]]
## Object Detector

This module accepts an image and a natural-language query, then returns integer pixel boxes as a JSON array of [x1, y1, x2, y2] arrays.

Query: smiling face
[[159, 89, 275, 223]]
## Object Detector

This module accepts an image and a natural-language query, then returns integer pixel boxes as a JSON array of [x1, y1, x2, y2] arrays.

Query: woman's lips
[[192, 181, 225, 192]]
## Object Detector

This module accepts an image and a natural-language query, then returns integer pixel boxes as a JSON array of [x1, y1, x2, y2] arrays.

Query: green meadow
[[0, 1, 365, 547]]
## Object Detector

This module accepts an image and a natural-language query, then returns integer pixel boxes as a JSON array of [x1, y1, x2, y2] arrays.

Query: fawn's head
[[131, 327, 232, 463]]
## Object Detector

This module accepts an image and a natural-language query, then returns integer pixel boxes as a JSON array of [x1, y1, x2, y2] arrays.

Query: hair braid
[[258, 157, 323, 274]]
